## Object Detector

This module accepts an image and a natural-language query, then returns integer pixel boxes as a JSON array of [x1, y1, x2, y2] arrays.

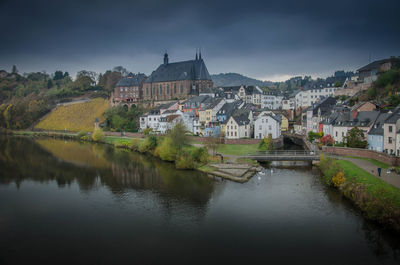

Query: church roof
[[145, 58, 212, 83]]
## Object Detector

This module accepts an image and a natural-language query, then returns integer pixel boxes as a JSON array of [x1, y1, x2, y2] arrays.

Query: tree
[[168, 123, 189, 150], [98, 70, 122, 92], [345, 127, 367, 148], [259, 135, 273, 151], [92, 129, 105, 142], [113, 66, 128, 76], [53, 71, 64, 80], [334, 80, 342, 87], [76, 70, 97, 85], [11, 65, 18, 74], [321, 134, 334, 146], [205, 136, 220, 155], [47, 79, 53, 89]]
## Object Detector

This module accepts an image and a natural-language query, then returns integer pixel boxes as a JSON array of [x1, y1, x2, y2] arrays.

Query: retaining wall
[[322, 146, 400, 166]]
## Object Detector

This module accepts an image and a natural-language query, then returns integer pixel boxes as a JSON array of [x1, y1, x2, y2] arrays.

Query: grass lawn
[[216, 143, 259, 156], [104, 136, 143, 146], [345, 156, 390, 169], [337, 159, 400, 207]]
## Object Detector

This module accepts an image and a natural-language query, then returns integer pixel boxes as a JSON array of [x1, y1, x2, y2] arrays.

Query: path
[[339, 157, 400, 189]]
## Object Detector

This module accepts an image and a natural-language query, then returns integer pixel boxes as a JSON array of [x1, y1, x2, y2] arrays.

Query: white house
[[282, 98, 296, 110], [295, 86, 341, 108], [254, 113, 281, 139], [225, 113, 252, 139], [261, 93, 283, 110]]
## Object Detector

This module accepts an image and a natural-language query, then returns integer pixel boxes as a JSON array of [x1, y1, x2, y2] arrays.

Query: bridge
[[245, 150, 320, 161]]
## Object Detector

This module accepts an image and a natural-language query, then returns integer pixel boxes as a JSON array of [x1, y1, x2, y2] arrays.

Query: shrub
[[332, 171, 346, 187], [318, 155, 342, 186], [92, 129, 105, 142], [259, 135, 273, 151], [175, 151, 195, 169], [138, 135, 157, 153], [143, 128, 153, 136], [191, 147, 209, 164], [129, 139, 141, 151], [321, 134, 334, 146], [77, 130, 88, 140], [158, 137, 178, 161]]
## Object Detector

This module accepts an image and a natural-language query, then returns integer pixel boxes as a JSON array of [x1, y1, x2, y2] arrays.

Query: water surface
[[0, 136, 399, 265]]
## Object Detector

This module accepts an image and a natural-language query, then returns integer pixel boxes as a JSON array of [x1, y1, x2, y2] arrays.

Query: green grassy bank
[[318, 155, 400, 232]]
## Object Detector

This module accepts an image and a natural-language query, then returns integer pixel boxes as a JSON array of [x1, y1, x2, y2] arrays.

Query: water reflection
[[0, 136, 217, 206]]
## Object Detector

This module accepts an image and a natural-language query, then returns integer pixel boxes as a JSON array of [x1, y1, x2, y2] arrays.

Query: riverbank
[[9, 130, 262, 183], [318, 155, 400, 233]]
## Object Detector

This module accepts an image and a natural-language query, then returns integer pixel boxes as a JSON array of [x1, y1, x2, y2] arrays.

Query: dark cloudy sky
[[1, 0, 399, 81]]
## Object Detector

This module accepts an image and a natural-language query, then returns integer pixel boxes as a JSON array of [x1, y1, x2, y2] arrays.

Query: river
[[0, 136, 399, 265]]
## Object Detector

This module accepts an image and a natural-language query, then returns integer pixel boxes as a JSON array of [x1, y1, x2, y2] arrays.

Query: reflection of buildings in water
[[109, 159, 219, 223], [110, 162, 164, 190]]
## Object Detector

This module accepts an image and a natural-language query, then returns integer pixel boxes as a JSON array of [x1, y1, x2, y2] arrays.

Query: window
[[389, 126, 393, 133], [259, 125, 262, 130], [173, 84, 176, 94], [268, 125, 272, 130], [180, 84, 184, 94], [159, 84, 162, 94], [235, 132, 237, 136], [389, 137, 393, 144], [167, 84, 170, 94]]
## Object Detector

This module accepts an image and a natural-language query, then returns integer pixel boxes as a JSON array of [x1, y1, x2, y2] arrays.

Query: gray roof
[[145, 58, 211, 83], [369, 112, 391, 135], [232, 112, 250, 125], [116, 74, 146, 87]]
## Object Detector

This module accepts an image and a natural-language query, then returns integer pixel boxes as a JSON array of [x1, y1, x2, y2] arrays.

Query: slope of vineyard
[[36, 98, 109, 132]]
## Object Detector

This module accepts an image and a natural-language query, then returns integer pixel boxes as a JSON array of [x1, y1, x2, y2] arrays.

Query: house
[[142, 108, 162, 132], [158, 114, 183, 134], [306, 97, 337, 133], [0, 70, 7, 78], [294, 118, 302, 134], [357, 57, 400, 83], [113, 73, 147, 104], [295, 77, 345, 108], [254, 113, 281, 139], [261, 92, 283, 110], [368, 112, 390, 152], [332, 112, 351, 144], [383, 111, 400, 155], [225, 112, 252, 139], [351, 102, 376, 119], [182, 95, 210, 116], [193, 117, 201, 135], [182, 112, 196, 134]]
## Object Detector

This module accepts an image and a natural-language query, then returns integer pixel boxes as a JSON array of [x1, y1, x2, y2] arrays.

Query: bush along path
[[318, 155, 400, 233]]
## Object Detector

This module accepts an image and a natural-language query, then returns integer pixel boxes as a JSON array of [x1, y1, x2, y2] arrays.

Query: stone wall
[[322, 146, 400, 166]]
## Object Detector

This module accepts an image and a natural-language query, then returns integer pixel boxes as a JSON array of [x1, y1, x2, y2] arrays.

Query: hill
[[35, 98, 109, 132], [211, 73, 274, 87]]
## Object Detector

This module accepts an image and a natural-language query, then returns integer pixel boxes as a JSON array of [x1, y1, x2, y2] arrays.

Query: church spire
[[195, 48, 198, 60], [199, 48, 202, 60], [163, 51, 169, 65]]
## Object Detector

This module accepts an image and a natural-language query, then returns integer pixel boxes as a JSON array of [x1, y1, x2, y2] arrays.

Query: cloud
[[0, 0, 399, 79]]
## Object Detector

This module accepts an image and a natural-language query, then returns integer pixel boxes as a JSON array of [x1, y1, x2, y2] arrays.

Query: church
[[142, 52, 213, 101]]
